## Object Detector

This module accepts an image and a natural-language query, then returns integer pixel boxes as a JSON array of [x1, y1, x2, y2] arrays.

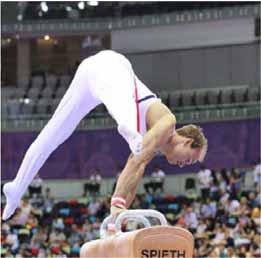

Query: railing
[[2, 5, 259, 36], [1, 101, 259, 132]]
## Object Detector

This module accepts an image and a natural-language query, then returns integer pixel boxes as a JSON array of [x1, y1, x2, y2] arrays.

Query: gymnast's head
[[161, 124, 208, 167]]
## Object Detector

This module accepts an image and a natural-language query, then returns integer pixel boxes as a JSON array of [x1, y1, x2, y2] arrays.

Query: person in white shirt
[[197, 164, 213, 201], [144, 165, 165, 194], [253, 160, 261, 187], [28, 174, 43, 197], [184, 206, 198, 233], [87, 196, 101, 216], [84, 169, 102, 197], [225, 197, 240, 215]]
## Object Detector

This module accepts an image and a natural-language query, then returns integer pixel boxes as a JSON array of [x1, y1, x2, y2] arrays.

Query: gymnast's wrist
[[110, 197, 127, 215], [111, 196, 126, 209]]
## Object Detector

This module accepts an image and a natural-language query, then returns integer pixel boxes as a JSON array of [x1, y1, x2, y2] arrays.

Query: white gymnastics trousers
[[3, 50, 152, 219]]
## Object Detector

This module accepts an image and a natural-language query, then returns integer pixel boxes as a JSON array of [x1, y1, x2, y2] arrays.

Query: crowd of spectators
[[1, 162, 260, 258]]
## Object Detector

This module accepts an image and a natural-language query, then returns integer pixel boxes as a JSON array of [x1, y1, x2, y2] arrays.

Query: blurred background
[[1, 1, 261, 258]]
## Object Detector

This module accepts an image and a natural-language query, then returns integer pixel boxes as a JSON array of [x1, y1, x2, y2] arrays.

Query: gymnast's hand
[[110, 205, 127, 217], [107, 205, 127, 236]]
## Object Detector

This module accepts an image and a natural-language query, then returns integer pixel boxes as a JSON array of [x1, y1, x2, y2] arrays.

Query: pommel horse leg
[[80, 210, 194, 258]]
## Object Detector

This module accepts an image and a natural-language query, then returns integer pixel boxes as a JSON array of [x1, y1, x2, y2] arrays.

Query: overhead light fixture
[[66, 6, 72, 12], [17, 14, 23, 21], [24, 98, 30, 104], [78, 1, 85, 10], [40, 2, 48, 13], [44, 35, 50, 41], [87, 1, 99, 7]]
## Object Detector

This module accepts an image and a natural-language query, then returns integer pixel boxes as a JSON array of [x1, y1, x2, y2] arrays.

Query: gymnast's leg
[[3, 69, 99, 220]]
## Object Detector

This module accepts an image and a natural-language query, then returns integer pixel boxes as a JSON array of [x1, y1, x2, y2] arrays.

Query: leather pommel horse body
[[80, 210, 194, 258]]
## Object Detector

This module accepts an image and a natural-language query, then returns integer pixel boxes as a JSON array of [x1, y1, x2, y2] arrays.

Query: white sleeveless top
[[135, 76, 162, 136]]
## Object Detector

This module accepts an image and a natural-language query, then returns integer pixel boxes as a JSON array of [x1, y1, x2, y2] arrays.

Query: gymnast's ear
[[184, 138, 193, 146]]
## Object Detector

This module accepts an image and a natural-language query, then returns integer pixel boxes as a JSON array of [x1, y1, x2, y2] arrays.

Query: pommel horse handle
[[100, 209, 168, 239]]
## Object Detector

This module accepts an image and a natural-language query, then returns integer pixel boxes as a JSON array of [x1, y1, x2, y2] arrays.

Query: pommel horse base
[[80, 210, 194, 258]]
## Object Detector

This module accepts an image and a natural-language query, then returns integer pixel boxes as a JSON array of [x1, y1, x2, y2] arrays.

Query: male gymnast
[[3, 50, 207, 220]]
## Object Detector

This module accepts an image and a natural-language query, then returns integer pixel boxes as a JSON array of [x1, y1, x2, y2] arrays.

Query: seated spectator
[[211, 223, 227, 245], [49, 228, 66, 245], [195, 220, 207, 238], [83, 169, 102, 197], [42, 187, 54, 212], [197, 164, 213, 201], [228, 170, 241, 199], [210, 170, 220, 201], [200, 198, 217, 219], [239, 197, 251, 217], [11, 198, 33, 226], [248, 191, 259, 208], [195, 237, 212, 258], [31, 228, 48, 248], [28, 174, 43, 197], [183, 205, 198, 234], [144, 165, 165, 194], [225, 196, 240, 216], [253, 159, 261, 188], [87, 196, 101, 216]]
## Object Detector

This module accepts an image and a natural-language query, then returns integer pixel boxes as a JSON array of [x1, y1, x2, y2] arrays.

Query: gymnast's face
[[162, 135, 201, 167]]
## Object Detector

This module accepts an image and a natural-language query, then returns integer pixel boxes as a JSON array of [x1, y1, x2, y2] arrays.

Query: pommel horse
[[80, 210, 194, 258]]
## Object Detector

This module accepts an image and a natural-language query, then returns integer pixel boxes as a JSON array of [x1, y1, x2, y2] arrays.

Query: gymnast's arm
[[111, 113, 176, 213]]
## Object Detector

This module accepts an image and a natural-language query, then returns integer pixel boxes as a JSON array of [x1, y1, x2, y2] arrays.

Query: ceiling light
[[17, 14, 23, 21], [40, 2, 48, 13], [66, 6, 72, 12], [87, 1, 98, 7], [24, 98, 30, 104], [78, 1, 85, 10], [44, 35, 50, 41]]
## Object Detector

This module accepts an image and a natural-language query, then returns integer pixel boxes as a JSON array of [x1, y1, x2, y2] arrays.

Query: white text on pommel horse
[[141, 249, 186, 258]]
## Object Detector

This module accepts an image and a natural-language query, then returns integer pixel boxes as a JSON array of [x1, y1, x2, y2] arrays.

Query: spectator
[[210, 170, 220, 201], [225, 196, 240, 216], [197, 164, 213, 201], [31, 228, 48, 249], [228, 171, 241, 199], [10, 198, 33, 226], [87, 196, 101, 216], [200, 198, 217, 219], [253, 159, 261, 188], [248, 191, 258, 208], [183, 205, 198, 233], [28, 174, 43, 198], [83, 169, 102, 197], [144, 165, 165, 194], [239, 196, 251, 217], [49, 228, 66, 245], [211, 223, 227, 245]]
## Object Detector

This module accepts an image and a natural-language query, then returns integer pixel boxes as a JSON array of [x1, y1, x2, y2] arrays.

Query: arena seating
[[1, 75, 260, 121]]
